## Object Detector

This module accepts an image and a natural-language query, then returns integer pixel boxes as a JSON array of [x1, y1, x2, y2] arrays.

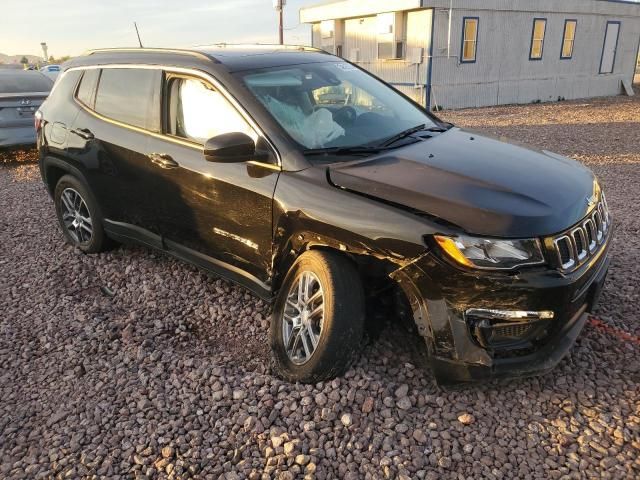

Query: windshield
[[238, 62, 439, 151]]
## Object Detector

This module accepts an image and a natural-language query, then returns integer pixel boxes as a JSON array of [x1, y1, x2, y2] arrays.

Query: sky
[[3, 0, 639, 58], [0, 0, 318, 57]]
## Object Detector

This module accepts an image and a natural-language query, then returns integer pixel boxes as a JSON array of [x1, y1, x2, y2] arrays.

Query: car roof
[[68, 45, 338, 73]]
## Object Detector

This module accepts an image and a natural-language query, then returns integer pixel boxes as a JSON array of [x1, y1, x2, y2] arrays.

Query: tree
[[20, 56, 29, 65], [47, 55, 72, 64]]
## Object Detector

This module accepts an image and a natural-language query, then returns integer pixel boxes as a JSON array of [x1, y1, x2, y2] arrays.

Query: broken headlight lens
[[434, 235, 545, 270]]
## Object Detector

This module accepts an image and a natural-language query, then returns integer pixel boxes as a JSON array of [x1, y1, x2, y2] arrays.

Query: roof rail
[[195, 43, 325, 53], [84, 47, 211, 60]]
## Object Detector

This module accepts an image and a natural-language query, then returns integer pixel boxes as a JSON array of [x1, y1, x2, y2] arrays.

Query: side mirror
[[204, 132, 256, 163]]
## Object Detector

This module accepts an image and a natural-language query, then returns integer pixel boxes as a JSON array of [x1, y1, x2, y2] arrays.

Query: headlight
[[434, 234, 545, 270]]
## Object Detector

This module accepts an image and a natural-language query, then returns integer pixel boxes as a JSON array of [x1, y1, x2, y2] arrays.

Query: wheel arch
[[42, 156, 88, 196], [271, 238, 401, 296]]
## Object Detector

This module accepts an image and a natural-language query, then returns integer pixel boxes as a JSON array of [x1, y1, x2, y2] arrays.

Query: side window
[[561, 20, 577, 59], [530, 18, 547, 60], [461, 17, 478, 63], [75, 69, 100, 108], [94, 68, 161, 131], [167, 76, 256, 144]]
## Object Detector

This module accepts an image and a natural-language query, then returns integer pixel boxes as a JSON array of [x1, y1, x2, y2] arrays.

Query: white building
[[300, 0, 640, 109]]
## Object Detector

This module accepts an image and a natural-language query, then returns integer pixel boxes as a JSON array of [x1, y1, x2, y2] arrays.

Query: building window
[[320, 20, 334, 39], [377, 12, 405, 60], [600, 21, 621, 74], [530, 18, 547, 60], [461, 17, 478, 63], [377, 12, 395, 35], [561, 20, 577, 59]]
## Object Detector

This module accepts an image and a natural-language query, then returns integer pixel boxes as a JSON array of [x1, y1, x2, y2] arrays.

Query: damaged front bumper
[[392, 239, 610, 386]]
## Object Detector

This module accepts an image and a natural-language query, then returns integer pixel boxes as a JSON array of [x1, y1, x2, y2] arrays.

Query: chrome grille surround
[[551, 195, 611, 272]]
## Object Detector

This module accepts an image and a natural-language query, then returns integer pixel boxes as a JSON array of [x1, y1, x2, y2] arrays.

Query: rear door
[[67, 67, 163, 244], [0, 71, 52, 146], [600, 21, 621, 74]]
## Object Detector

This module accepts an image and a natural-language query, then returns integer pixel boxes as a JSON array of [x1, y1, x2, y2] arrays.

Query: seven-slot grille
[[551, 195, 611, 272]]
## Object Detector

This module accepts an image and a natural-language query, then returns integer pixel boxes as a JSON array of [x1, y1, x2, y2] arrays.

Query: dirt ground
[[1, 95, 639, 479]]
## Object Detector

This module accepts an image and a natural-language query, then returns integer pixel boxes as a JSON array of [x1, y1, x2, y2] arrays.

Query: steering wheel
[[332, 106, 357, 128]]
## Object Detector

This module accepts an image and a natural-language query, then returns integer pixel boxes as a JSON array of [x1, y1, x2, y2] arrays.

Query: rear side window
[[76, 69, 100, 108], [94, 68, 161, 131]]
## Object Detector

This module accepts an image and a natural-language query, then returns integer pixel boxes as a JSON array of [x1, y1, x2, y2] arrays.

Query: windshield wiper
[[303, 145, 388, 157], [379, 123, 453, 148], [303, 123, 449, 157], [379, 124, 427, 147]]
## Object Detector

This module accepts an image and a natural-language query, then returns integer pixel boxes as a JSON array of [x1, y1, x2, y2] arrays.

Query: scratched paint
[[213, 227, 259, 251]]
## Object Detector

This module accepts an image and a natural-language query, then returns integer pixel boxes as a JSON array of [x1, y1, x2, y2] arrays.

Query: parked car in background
[[36, 46, 611, 385], [0, 69, 52, 147], [40, 64, 61, 81]]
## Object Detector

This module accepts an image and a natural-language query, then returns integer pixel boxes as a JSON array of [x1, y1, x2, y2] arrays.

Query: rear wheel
[[54, 174, 110, 253], [271, 250, 365, 383]]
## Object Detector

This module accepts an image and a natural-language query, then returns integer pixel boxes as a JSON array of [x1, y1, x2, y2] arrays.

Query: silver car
[[0, 70, 52, 147]]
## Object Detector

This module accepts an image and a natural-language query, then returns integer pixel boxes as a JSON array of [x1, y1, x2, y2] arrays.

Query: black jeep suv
[[37, 46, 611, 385]]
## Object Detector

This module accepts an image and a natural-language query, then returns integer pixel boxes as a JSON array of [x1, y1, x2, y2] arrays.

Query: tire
[[54, 174, 110, 253], [271, 250, 365, 383]]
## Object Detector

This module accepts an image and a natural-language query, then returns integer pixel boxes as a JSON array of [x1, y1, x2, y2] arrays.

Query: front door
[[600, 21, 621, 74], [147, 72, 280, 290]]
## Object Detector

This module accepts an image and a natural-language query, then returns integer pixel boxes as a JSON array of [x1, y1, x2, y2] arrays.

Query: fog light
[[465, 309, 554, 349]]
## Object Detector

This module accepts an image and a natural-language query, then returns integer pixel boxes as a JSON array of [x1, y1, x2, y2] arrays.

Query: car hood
[[327, 128, 598, 238]]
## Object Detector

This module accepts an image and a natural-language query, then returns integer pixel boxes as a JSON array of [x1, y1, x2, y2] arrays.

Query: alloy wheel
[[282, 271, 325, 365], [60, 187, 93, 244]]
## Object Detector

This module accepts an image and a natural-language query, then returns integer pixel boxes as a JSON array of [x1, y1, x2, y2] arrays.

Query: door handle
[[149, 153, 179, 169], [70, 128, 94, 140]]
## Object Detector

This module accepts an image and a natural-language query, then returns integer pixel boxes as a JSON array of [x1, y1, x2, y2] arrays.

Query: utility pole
[[273, 0, 286, 44]]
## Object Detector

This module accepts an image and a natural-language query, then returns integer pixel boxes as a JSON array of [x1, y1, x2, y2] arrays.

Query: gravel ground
[[0, 146, 38, 166], [1, 96, 639, 479]]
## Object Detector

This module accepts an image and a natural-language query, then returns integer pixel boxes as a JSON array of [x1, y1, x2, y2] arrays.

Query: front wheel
[[270, 250, 365, 383]]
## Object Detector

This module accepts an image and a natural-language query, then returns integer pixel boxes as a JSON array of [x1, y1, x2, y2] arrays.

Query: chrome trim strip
[[0, 92, 50, 99], [583, 218, 597, 253], [553, 235, 575, 270], [593, 210, 604, 243], [465, 309, 555, 321], [571, 227, 588, 262]]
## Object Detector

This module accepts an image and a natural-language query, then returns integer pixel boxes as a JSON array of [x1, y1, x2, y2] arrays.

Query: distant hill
[[0, 53, 43, 65]]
